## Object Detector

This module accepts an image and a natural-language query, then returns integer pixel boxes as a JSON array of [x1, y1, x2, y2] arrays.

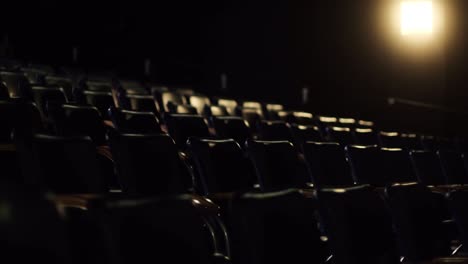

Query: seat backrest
[[326, 126, 353, 145], [45, 76, 74, 99], [316, 185, 398, 264], [61, 104, 107, 145], [437, 150, 468, 184], [165, 114, 211, 148], [231, 189, 328, 264], [303, 142, 354, 187], [240, 107, 263, 130], [110, 108, 162, 134], [401, 133, 422, 150], [385, 183, 451, 261], [317, 116, 338, 127], [159, 91, 187, 112], [447, 190, 468, 255], [32, 86, 67, 118], [168, 103, 198, 115], [409, 150, 445, 186], [257, 121, 293, 141], [29, 134, 106, 193], [353, 128, 377, 145], [211, 116, 252, 144], [247, 140, 311, 191], [189, 95, 210, 115], [126, 94, 158, 113], [380, 148, 416, 183], [216, 98, 237, 116], [289, 124, 323, 146], [83, 90, 115, 118], [204, 105, 228, 117], [187, 138, 257, 195], [0, 71, 33, 100], [109, 133, 190, 195], [278, 111, 314, 125], [378, 131, 403, 148], [0, 101, 42, 142], [338, 117, 356, 127]]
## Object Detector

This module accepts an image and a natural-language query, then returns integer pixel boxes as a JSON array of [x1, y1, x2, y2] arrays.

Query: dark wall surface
[[0, 0, 467, 134]]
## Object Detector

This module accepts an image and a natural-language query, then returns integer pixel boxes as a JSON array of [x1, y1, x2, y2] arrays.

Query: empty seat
[[400, 133, 421, 150], [109, 133, 191, 195], [385, 183, 452, 262], [230, 189, 328, 264], [165, 114, 211, 148], [242, 101, 262, 110], [303, 142, 354, 187], [346, 145, 415, 186], [410, 150, 446, 186], [211, 116, 252, 144], [247, 140, 311, 191], [45, 76, 74, 100], [264, 103, 284, 120], [0, 71, 33, 100], [277, 111, 314, 125], [421, 135, 437, 151], [60, 104, 107, 145], [257, 121, 293, 141], [337, 117, 356, 127], [353, 128, 377, 145], [83, 90, 115, 118], [156, 91, 187, 112], [289, 124, 323, 146], [378, 131, 403, 148], [216, 98, 237, 116], [437, 151, 468, 185], [204, 105, 229, 117], [28, 134, 107, 193], [126, 94, 158, 113], [188, 95, 210, 115], [239, 107, 263, 130], [317, 115, 338, 127], [85, 80, 112, 92], [120, 80, 148, 95], [0, 101, 43, 142], [31, 86, 67, 119], [357, 119, 374, 127], [187, 138, 257, 195], [316, 185, 399, 264], [326, 126, 353, 145], [168, 103, 198, 115], [109, 108, 162, 134]]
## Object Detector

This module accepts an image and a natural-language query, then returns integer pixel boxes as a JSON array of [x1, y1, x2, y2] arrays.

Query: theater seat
[[326, 126, 353, 145], [230, 189, 328, 264], [168, 103, 198, 115], [126, 94, 158, 113], [246, 140, 311, 191], [437, 151, 468, 185], [187, 138, 257, 195], [156, 91, 188, 113], [211, 116, 252, 144], [109, 133, 192, 195], [257, 120, 293, 141], [277, 111, 314, 125], [32, 86, 67, 119], [379, 131, 403, 148], [204, 105, 229, 117], [45, 75, 74, 100], [216, 98, 238, 116], [60, 104, 107, 145], [109, 107, 162, 134], [189, 94, 211, 115], [410, 150, 446, 186], [0, 71, 33, 100], [82, 90, 115, 118], [303, 142, 354, 187], [353, 128, 377, 145], [289, 124, 323, 147], [165, 114, 211, 148], [385, 183, 452, 262], [28, 134, 107, 193]]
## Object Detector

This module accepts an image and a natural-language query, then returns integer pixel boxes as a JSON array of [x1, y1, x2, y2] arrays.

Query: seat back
[[159, 91, 187, 112], [83, 90, 115, 118], [211, 116, 252, 144], [205, 105, 229, 117], [316, 185, 398, 264], [326, 126, 353, 145], [303, 142, 353, 187], [165, 114, 211, 148], [29, 134, 106, 193], [437, 150, 468, 184], [189, 95, 210, 115], [378, 131, 403, 148], [257, 121, 293, 141], [0, 71, 33, 100], [409, 150, 445, 185], [289, 124, 323, 147], [247, 140, 311, 191], [61, 104, 107, 145], [353, 128, 377, 145], [346, 145, 385, 186], [385, 183, 451, 261], [109, 133, 190, 195], [277, 111, 314, 125], [126, 94, 158, 113], [32, 86, 67, 118], [110, 108, 162, 134], [188, 138, 257, 195]]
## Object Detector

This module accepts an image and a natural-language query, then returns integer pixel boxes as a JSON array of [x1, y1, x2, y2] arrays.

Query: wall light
[[400, 1, 433, 36]]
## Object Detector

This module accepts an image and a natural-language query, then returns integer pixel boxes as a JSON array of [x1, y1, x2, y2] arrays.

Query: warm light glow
[[400, 1, 433, 36]]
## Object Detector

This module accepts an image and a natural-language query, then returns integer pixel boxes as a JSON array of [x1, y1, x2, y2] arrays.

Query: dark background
[[1, 0, 467, 135]]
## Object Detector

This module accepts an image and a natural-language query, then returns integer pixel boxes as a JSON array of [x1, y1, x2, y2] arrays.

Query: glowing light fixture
[[400, 1, 433, 36]]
